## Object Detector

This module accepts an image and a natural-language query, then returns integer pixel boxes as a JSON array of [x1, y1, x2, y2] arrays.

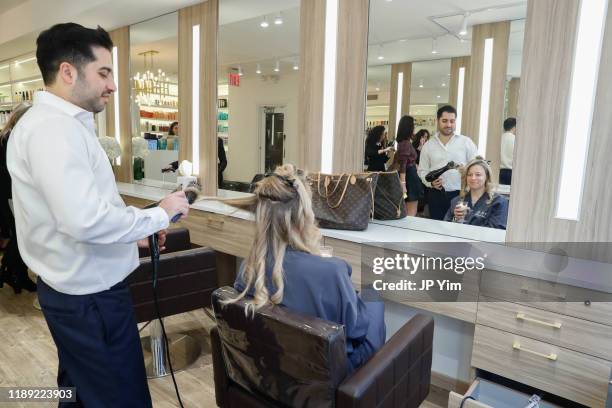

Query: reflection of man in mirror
[[499, 117, 516, 185], [417, 105, 478, 220]]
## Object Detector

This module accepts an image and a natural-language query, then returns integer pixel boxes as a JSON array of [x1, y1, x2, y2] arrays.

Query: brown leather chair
[[211, 286, 434, 408], [129, 228, 217, 322]]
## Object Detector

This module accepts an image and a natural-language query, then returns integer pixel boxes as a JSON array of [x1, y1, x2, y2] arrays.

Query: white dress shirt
[[7, 91, 169, 295], [500, 131, 515, 169], [417, 133, 478, 191]]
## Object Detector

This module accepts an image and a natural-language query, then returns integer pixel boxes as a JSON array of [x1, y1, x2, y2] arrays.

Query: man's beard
[[73, 80, 107, 113]]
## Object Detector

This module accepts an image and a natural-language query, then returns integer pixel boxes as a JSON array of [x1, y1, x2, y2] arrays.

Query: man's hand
[[432, 178, 444, 190], [159, 191, 189, 222], [137, 229, 167, 252]]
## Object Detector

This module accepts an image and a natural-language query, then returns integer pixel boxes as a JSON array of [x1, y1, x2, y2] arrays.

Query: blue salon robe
[[234, 248, 386, 371], [444, 193, 509, 229]]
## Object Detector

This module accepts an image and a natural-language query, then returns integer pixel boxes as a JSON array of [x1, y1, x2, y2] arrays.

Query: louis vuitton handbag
[[306, 172, 379, 231], [372, 171, 407, 220]]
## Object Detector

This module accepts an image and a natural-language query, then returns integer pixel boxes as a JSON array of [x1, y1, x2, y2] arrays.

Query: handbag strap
[[326, 175, 353, 209], [317, 172, 346, 198]]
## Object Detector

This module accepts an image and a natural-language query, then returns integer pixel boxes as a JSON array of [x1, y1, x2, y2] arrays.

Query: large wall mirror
[[217, 0, 301, 192], [129, 12, 179, 187], [366, 0, 526, 237]]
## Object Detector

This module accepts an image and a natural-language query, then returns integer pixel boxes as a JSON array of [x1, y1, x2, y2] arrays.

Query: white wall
[[224, 71, 299, 182]]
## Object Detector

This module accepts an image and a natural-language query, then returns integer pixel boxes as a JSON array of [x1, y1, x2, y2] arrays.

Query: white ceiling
[[367, 0, 527, 104]]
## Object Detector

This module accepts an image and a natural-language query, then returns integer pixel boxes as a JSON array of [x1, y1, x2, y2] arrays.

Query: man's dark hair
[[36, 23, 113, 85], [504, 117, 517, 131], [437, 105, 457, 119]]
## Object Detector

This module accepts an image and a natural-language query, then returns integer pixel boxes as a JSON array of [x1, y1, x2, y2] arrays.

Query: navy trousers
[[37, 277, 152, 408], [427, 188, 459, 220], [499, 168, 512, 185]]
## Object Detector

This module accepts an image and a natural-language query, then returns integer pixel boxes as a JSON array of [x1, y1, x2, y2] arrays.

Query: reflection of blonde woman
[[222, 164, 385, 371], [444, 157, 509, 229]]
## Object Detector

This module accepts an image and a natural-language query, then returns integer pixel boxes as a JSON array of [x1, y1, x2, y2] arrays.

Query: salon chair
[[211, 286, 434, 408], [128, 227, 217, 378]]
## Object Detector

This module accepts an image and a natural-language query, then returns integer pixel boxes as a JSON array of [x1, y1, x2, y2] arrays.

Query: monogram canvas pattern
[[372, 171, 407, 220], [307, 173, 379, 231]]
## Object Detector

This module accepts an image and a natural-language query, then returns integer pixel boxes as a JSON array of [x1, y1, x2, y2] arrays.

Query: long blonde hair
[[0, 102, 32, 145], [222, 164, 321, 314], [459, 156, 495, 204]]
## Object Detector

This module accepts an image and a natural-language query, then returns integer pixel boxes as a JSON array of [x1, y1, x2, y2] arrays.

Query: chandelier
[[133, 50, 169, 105]]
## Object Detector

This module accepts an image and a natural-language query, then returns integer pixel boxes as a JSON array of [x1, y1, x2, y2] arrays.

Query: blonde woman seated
[[223, 164, 385, 371], [444, 157, 509, 229]]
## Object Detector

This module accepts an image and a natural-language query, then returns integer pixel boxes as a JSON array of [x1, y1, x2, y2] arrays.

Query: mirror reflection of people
[[418, 105, 477, 220], [168, 121, 179, 136], [412, 129, 430, 165], [218, 136, 227, 188], [222, 164, 385, 371], [7, 23, 190, 406], [499, 117, 516, 185], [393, 116, 420, 216], [364, 125, 392, 171], [444, 157, 509, 229], [0, 102, 37, 293], [162, 161, 178, 173]]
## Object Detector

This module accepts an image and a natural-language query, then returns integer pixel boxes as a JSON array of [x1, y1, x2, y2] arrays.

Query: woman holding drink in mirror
[[444, 157, 509, 229]]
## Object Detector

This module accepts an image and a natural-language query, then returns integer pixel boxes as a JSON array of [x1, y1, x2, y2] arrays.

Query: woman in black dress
[[364, 125, 392, 172], [393, 116, 421, 216]]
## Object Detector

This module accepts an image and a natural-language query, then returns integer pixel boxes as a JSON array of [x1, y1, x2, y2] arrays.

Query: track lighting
[[459, 13, 469, 36]]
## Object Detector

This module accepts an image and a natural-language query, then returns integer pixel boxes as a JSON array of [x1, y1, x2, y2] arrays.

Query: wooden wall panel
[[178, 0, 218, 195], [509, 0, 612, 244], [388, 62, 412, 141], [506, 0, 580, 242], [449, 56, 470, 112], [107, 27, 132, 183], [178, 7, 194, 169], [462, 22, 509, 184], [298, 0, 326, 173], [333, 0, 369, 173], [507, 77, 520, 118]]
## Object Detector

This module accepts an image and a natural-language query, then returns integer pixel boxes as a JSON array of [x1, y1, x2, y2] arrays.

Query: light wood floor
[[0, 284, 447, 408]]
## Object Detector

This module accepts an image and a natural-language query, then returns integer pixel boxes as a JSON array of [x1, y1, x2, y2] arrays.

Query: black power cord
[[149, 233, 184, 408]]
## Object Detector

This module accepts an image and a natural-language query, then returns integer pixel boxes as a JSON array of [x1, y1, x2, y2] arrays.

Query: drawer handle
[[512, 341, 558, 361], [516, 312, 562, 329], [206, 218, 225, 230]]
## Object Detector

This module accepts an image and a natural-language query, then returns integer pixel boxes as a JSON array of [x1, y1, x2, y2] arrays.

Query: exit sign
[[229, 72, 240, 87]]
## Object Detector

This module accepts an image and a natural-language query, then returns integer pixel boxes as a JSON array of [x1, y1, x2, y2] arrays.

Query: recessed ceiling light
[[274, 13, 283, 25], [375, 87, 380, 91], [260, 16, 269, 28]]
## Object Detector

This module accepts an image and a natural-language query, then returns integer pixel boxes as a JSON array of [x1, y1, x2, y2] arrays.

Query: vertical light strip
[[456, 66, 466, 135], [112, 46, 121, 165], [478, 38, 494, 157], [556, 0, 608, 220], [192, 24, 200, 175], [321, 0, 338, 173], [395, 72, 404, 137]]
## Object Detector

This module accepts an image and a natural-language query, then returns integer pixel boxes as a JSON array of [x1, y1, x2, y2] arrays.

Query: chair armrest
[[336, 314, 434, 408], [211, 326, 230, 408]]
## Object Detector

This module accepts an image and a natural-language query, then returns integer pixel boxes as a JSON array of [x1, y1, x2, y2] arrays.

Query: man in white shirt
[[499, 117, 516, 185], [7, 23, 189, 407], [418, 105, 478, 220]]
